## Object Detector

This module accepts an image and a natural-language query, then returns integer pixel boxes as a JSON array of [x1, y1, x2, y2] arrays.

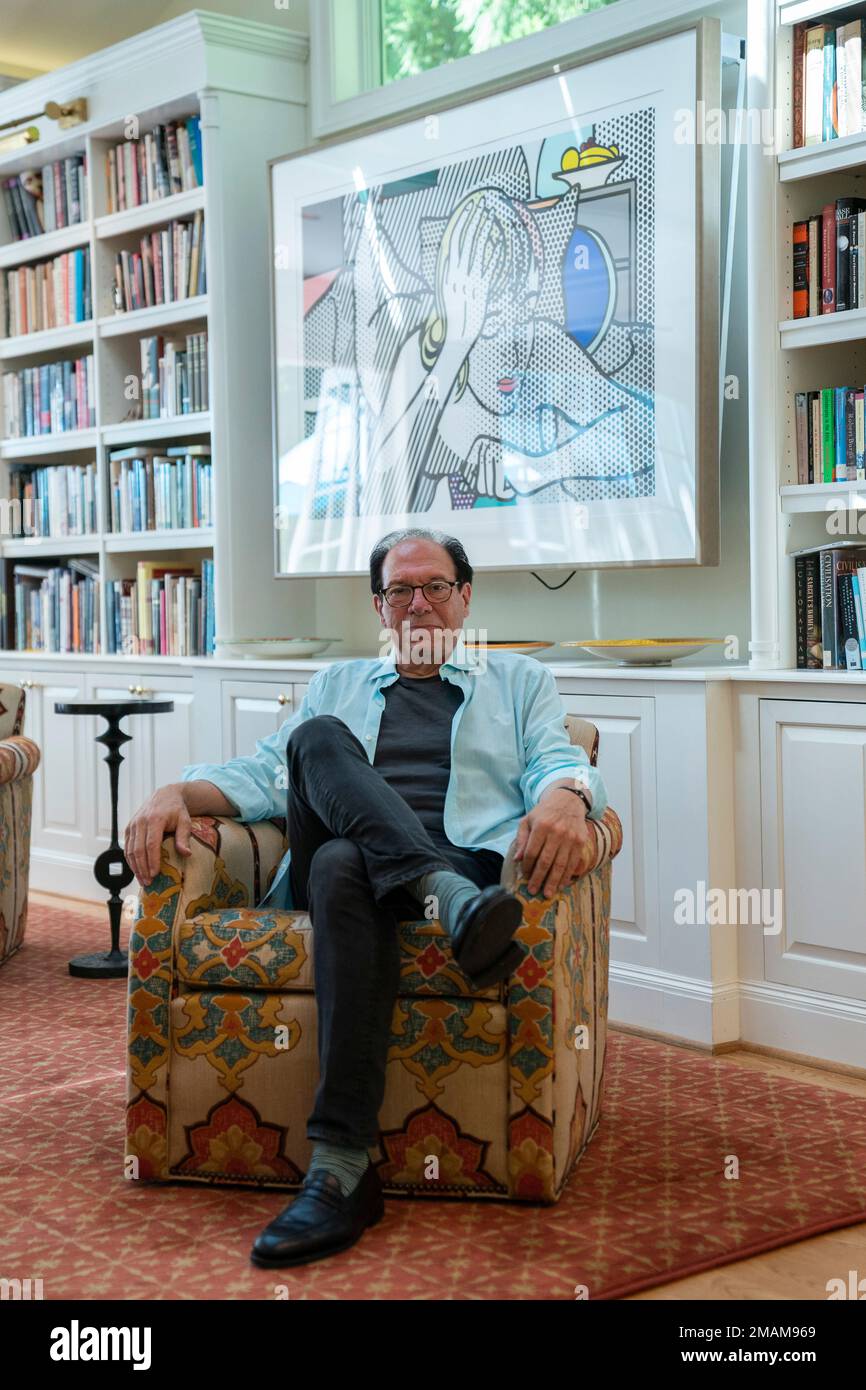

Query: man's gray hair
[[369, 528, 474, 594]]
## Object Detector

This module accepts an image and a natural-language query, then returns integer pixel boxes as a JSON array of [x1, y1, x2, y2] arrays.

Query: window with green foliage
[[381, 0, 622, 85]]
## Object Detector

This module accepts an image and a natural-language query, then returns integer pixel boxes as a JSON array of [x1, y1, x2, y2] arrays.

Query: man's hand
[[513, 786, 591, 898], [124, 784, 194, 887]]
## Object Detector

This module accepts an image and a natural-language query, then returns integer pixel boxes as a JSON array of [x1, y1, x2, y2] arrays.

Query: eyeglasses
[[380, 579, 463, 608]]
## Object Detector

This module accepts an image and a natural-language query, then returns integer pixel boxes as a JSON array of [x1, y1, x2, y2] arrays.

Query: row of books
[[108, 446, 212, 533], [1, 155, 88, 241], [0, 248, 92, 338], [792, 20, 866, 147], [792, 198, 866, 317], [794, 387, 866, 483], [12, 558, 99, 653], [112, 210, 206, 312], [9, 557, 215, 655], [794, 543, 866, 669], [104, 116, 203, 213], [7, 463, 98, 537], [2, 355, 95, 437], [105, 558, 214, 656], [140, 331, 208, 418]]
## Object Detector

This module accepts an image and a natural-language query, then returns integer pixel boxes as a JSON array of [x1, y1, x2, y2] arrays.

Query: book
[[792, 542, 866, 668], [795, 392, 808, 482], [793, 23, 806, 147], [793, 221, 809, 317], [851, 572, 866, 665], [821, 386, 836, 481], [841, 19, 865, 136], [805, 27, 828, 145], [822, 204, 836, 311], [824, 28, 839, 141], [836, 199, 866, 311], [839, 574, 861, 666]]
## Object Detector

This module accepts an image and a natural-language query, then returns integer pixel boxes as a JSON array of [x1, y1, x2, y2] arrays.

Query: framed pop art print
[[269, 20, 721, 578]]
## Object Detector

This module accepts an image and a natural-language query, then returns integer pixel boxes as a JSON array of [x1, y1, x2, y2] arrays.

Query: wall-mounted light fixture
[[0, 97, 88, 155]]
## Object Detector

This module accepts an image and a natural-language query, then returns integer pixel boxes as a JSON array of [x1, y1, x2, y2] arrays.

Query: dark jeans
[[286, 714, 503, 1150]]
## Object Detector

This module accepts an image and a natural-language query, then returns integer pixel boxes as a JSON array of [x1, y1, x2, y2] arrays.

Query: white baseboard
[[737, 979, 866, 1072], [611, 961, 866, 1068], [610, 962, 733, 1046], [29, 850, 122, 906]]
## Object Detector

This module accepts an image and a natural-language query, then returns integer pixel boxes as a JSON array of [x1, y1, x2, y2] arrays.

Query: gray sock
[[407, 868, 479, 937], [306, 1140, 371, 1197]]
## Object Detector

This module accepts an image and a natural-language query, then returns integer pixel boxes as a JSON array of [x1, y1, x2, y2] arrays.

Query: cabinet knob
[[21, 679, 39, 689], [129, 684, 152, 696], [277, 692, 289, 705]]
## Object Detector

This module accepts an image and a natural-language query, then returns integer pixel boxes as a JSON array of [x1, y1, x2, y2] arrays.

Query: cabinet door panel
[[760, 699, 866, 1000], [29, 673, 90, 854], [559, 693, 658, 968], [221, 680, 297, 760], [135, 677, 197, 802]]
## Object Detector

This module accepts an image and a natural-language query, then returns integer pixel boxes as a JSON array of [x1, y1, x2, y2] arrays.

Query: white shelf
[[0, 223, 91, 271], [778, 131, 866, 182], [94, 186, 205, 240], [0, 321, 94, 360], [0, 11, 306, 666], [779, 307, 866, 348], [101, 414, 210, 446], [0, 430, 98, 459], [98, 296, 208, 337], [105, 528, 214, 552], [779, 0, 864, 28], [781, 481, 866, 513], [2, 535, 100, 557]]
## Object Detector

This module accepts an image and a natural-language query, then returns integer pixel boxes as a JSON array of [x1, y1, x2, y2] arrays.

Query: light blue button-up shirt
[[179, 638, 608, 910]]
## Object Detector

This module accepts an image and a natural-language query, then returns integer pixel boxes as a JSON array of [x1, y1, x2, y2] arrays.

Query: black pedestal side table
[[54, 699, 174, 978]]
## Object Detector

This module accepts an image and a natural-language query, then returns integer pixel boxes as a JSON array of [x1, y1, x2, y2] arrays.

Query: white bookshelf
[[757, 0, 866, 671], [0, 10, 308, 659]]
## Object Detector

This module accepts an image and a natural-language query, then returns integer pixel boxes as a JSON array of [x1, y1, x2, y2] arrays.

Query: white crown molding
[[0, 9, 308, 122], [194, 11, 309, 62]]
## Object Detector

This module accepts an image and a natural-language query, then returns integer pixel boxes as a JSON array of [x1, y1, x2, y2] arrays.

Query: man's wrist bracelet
[[560, 786, 592, 815]]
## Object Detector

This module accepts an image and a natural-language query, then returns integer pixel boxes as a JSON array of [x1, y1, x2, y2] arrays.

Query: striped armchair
[[126, 715, 622, 1203], [0, 685, 41, 968]]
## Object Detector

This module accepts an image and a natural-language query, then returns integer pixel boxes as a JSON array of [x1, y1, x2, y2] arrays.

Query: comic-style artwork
[[282, 114, 655, 528]]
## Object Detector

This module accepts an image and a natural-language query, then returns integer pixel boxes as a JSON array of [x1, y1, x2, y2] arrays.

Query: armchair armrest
[[0, 735, 40, 786], [500, 805, 623, 893], [135, 814, 288, 929]]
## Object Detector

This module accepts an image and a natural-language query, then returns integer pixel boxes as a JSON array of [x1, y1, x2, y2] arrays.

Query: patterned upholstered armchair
[[0, 684, 41, 968], [126, 716, 622, 1204]]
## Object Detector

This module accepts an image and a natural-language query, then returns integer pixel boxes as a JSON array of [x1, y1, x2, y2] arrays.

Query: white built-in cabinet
[[8, 654, 866, 1069], [759, 699, 866, 1003]]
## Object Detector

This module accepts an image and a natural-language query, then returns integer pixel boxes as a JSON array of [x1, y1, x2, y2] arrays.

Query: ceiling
[[0, 0, 310, 77]]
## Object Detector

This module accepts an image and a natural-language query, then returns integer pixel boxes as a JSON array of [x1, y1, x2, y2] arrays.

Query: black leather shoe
[[249, 1162, 384, 1268], [449, 885, 525, 988]]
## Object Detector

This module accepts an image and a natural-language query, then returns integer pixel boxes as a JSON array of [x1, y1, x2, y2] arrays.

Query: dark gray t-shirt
[[374, 673, 463, 846]]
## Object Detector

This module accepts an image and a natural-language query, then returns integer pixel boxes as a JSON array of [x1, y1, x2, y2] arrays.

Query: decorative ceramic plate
[[464, 640, 555, 654], [215, 637, 340, 659], [561, 638, 725, 665]]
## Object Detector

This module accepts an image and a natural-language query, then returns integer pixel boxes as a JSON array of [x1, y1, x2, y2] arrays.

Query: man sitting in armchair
[[125, 527, 608, 1269]]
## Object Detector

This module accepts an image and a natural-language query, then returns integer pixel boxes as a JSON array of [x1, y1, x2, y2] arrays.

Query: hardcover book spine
[[822, 204, 836, 310], [795, 392, 808, 483], [793, 23, 806, 147], [796, 555, 807, 667], [794, 221, 809, 317], [820, 550, 836, 668]]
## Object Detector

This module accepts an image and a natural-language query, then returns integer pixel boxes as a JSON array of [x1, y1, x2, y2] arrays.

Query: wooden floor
[[34, 888, 866, 1302]]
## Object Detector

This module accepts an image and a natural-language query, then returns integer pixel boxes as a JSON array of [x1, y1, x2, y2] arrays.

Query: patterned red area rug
[[3, 903, 866, 1300]]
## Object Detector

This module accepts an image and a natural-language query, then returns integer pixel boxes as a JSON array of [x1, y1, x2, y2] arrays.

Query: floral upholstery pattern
[[0, 685, 40, 969], [126, 717, 622, 1203]]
